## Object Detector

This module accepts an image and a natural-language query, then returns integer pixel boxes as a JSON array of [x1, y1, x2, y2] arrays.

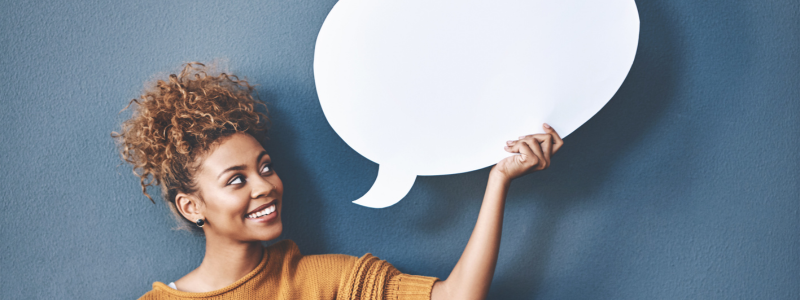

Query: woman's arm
[[430, 124, 563, 300]]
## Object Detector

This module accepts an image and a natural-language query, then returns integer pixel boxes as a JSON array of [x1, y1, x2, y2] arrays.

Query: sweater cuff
[[385, 273, 439, 300]]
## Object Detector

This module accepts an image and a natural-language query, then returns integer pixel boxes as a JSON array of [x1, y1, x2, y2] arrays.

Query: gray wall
[[1, 0, 798, 299]]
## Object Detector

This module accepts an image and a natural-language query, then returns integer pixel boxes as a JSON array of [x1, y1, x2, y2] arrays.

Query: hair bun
[[112, 62, 269, 213]]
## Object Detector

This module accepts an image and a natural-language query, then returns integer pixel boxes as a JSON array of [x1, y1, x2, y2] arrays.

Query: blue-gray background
[[1, 0, 798, 299]]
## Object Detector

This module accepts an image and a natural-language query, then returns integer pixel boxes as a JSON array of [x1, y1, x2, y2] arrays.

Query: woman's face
[[191, 132, 283, 242]]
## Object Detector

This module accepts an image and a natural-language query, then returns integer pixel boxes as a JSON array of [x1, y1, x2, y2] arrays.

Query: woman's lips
[[245, 202, 278, 223], [247, 201, 276, 215]]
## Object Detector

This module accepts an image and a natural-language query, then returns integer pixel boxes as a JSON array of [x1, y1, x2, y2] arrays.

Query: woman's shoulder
[[265, 240, 359, 298], [268, 239, 358, 272]]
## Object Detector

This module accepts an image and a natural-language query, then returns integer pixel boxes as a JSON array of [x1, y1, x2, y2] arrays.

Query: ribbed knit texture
[[138, 240, 438, 300]]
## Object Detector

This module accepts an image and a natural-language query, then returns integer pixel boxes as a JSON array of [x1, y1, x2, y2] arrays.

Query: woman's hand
[[492, 123, 564, 181], [431, 123, 564, 300], [431, 124, 564, 300]]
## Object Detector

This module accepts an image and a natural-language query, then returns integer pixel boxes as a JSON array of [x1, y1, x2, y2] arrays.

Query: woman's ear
[[175, 192, 204, 223]]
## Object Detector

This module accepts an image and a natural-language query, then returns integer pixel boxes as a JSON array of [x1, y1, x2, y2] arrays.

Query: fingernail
[[506, 140, 514, 145], [519, 136, 525, 140], [544, 123, 551, 129]]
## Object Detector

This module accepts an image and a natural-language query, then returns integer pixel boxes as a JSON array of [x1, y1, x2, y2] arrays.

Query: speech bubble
[[313, 0, 639, 208]]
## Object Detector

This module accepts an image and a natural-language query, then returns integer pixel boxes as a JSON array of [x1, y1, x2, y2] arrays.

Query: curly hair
[[112, 62, 269, 231]]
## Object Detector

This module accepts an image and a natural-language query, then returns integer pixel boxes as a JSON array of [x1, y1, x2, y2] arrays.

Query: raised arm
[[430, 123, 563, 300]]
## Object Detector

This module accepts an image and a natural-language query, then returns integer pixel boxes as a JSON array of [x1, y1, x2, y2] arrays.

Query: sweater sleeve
[[336, 253, 438, 300]]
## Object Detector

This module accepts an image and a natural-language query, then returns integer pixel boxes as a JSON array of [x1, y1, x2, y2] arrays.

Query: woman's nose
[[250, 174, 276, 199]]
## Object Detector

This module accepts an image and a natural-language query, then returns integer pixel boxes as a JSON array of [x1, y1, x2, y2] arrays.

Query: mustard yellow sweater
[[138, 240, 438, 300]]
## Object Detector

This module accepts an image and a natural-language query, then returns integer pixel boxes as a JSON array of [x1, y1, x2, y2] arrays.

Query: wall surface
[[1, 0, 798, 299]]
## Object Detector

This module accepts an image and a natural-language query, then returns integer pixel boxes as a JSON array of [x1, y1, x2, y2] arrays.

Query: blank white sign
[[314, 0, 640, 208]]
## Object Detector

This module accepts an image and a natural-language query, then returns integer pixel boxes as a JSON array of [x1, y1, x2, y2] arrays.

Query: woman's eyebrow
[[256, 151, 268, 165], [217, 165, 246, 180]]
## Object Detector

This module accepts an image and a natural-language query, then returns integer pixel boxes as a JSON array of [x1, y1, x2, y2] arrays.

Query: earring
[[195, 218, 205, 228]]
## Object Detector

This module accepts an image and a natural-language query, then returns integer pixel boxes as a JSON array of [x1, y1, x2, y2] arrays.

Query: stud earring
[[195, 218, 205, 228]]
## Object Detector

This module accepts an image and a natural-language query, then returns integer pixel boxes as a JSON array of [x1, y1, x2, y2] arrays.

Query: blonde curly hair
[[112, 62, 269, 230]]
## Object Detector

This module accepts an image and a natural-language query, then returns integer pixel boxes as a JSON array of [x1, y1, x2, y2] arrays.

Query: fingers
[[518, 123, 562, 154], [515, 139, 540, 167], [543, 123, 564, 154], [516, 134, 550, 168], [507, 138, 546, 170], [506, 123, 563, 171], [523, 139, 547, 170], [528, 134, 552, 163]]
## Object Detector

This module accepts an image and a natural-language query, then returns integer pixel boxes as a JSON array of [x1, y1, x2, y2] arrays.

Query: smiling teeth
[[247, 204, 276, 219]]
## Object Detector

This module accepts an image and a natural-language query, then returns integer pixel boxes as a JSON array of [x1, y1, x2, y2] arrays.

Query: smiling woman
[[113, 62, 563, 300], [112, 62, 270, 234], [178, 133, 284, 244]]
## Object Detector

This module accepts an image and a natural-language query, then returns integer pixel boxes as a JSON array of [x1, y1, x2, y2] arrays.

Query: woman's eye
[[261, 163, 272, 174], [228, 176, 244, 185]]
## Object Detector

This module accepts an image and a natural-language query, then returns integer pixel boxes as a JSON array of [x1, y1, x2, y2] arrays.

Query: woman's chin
[[243, 211, 283, 241], [256, 221, 283, 242]]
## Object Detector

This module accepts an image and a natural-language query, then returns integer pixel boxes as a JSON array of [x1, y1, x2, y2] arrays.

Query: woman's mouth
[[246, 203, 278, 221]]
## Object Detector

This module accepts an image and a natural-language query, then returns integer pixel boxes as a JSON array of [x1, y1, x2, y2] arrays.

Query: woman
[[114, 62, 563, 300]]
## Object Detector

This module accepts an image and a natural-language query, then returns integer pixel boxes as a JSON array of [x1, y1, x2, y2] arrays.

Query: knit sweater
[[138, 240, 438, 300]]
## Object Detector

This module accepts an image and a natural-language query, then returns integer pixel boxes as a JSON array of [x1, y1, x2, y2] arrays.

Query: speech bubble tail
[[352, 166, 417, 209]]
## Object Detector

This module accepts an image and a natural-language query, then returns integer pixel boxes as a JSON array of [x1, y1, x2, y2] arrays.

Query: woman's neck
[[174, 236, 264, 293]]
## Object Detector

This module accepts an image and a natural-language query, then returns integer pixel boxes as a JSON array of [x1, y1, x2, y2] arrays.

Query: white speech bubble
[[313, 0, 639, 208]]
